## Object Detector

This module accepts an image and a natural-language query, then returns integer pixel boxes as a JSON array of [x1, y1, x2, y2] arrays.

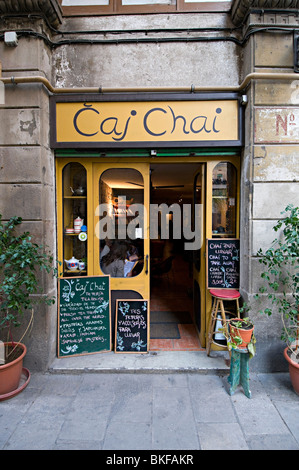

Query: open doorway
[[149, 163, 204, 352]]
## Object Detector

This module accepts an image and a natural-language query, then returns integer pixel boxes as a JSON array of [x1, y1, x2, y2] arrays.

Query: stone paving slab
[[1, 371, 299, 451], [50, 350, 230, 373]]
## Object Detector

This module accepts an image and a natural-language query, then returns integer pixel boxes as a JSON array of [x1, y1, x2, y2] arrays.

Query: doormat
[[150, 311, 192, 324], [150, 322, 180, 339]]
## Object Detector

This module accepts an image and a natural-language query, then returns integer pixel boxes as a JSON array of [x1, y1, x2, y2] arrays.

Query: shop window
[[59, 0, 231, 15], [62, 162, 87, 276], [99, 168, 144, 278], [212, 162, 237, 238]]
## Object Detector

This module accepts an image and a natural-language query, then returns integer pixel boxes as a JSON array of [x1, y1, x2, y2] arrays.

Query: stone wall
[[0, 26, 57, 370], [0, 9, 242, 372], [240, 14, 299, 371], [52, 13, 241, 89], [1, 3, 299, 372]]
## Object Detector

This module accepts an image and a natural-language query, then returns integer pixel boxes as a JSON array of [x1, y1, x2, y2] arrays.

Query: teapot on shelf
[[64, 256, 79, 271], [70, 186, 86, 196], [74, 216, 84, 233]]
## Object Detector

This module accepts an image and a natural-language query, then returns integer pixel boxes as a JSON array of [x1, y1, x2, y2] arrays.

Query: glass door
[[211, 162, 238, 239], [93, 162, 150, 303]]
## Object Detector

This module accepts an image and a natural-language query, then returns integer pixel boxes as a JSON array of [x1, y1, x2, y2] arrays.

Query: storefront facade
[[0, 0, 298, 371]]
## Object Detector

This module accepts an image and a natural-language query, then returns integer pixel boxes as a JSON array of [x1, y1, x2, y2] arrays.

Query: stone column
[[0, 2, 62, 370], [233, 5, 299, 371]]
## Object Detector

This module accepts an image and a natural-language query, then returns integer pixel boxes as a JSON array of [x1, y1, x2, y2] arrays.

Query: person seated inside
[[124, 243, 141, 277], [127, 243, 139, 261], [100, 238, 112, 259], [101, 242, 127, 277]]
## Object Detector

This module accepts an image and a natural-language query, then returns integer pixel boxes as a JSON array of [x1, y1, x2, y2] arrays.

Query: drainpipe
[[0, 72, 299, 94]]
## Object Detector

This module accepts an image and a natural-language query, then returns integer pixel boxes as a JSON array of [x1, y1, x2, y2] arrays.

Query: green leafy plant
[[229, 316, 256, 358], [219, 309, 256, 359], [255, 204, 299, 361], [230, 318, 251, 330], [0, 215, 56, 355]]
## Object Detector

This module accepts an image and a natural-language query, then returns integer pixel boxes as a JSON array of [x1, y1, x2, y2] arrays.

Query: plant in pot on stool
[[255, 204, 299, 394], [0, 215, 56, 398], [218, 309, 256, 398], [220, 312, 256, 359], [228, 316, 256, 359]]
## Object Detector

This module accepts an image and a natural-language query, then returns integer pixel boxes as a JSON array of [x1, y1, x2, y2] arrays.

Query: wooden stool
[[228, 348, 251, 398], [206, 288, 240, 356]]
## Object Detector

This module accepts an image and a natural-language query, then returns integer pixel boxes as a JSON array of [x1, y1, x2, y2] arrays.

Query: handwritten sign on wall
[[207, 239, 240, 289], [58, 276, 111, 357], [115, 299, 149, 353]]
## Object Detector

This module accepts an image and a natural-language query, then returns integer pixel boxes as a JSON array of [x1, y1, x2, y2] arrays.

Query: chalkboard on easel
[[207, 239, 240, 289], [58, 276, 111, 357], [115, 299, 149, 353]]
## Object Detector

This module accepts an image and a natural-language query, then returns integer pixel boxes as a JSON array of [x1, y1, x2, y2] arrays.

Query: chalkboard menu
[[115, 299, 149, 353], [58, 276, 111, 357], [207, 239, 240, 289]]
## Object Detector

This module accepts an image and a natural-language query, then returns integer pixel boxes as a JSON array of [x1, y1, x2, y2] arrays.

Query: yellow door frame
[[192, 163, 206, 347], [92, 161, 150, 302], [205, 158, 240, 349], [56, 154, 240, 350], [56, 158, 94, 277]]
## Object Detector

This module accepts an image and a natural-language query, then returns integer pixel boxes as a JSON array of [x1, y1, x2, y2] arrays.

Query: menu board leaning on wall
[[115, 299, 149, 353], [58, 275, 111, 357]]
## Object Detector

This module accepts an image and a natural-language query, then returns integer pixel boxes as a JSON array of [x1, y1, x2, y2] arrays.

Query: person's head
[[128, 244, 138, 255], [105, 237, 112, 247], [113, 242, 127, 259]]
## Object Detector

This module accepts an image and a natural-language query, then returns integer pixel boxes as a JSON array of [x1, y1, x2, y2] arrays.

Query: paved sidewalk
[[1, 370, 299, 450]]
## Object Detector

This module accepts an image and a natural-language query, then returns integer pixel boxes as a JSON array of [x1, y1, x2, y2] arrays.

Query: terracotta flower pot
[[284, 347, 299, 395], [0, 342, 27, 395], [229, 319, 254, 349]]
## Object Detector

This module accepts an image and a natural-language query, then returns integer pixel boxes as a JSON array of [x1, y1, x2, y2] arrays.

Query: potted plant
[[229, 316, 255, 349], [220, 313, 256, 359], [0, 215, 56, 398], [255, 204, 299, 394]]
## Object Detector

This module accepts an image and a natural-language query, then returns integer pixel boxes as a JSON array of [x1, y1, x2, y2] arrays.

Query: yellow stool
[[206, 288, 240, 356]]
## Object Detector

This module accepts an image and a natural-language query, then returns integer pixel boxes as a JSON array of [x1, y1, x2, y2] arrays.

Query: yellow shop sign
[[51, 96, 242, 148]]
